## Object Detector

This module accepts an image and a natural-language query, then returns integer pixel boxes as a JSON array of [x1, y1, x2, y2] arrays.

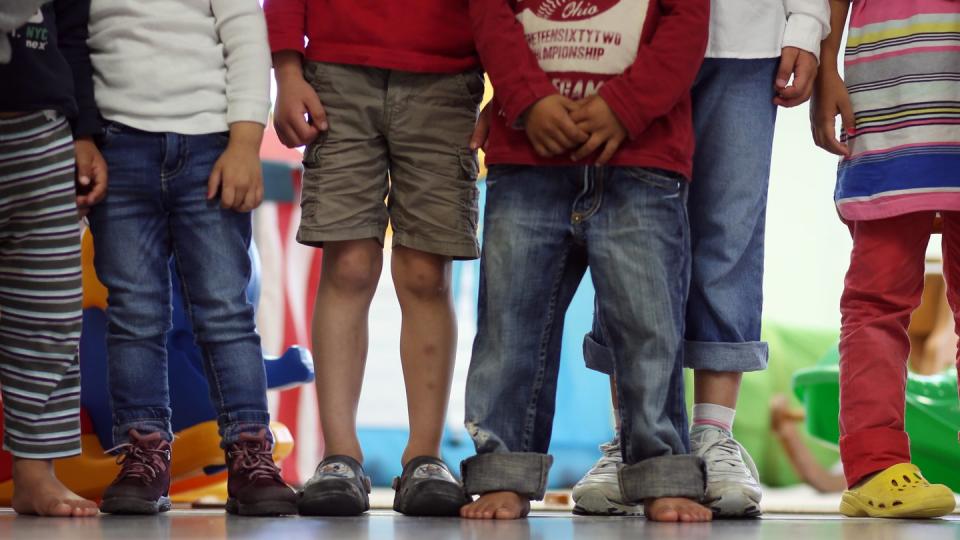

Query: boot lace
[[107, 442, 170, 482], [228, 442, 282, 481]]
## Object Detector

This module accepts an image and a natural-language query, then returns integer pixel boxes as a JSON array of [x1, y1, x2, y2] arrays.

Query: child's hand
[[810, 69, 855, 157], [569, 95, 627, 165], [208, 122, 264, 212], [470, 104, 491, 151], [273, 51, 326, 148], [74, 137, 107, 217], [523, 94, 589, 158], [773, 47, 819, 108]]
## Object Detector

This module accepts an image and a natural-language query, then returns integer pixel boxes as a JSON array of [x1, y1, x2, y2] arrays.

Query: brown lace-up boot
[[225, 429, 297, 516], [100, 430, 172, 515]]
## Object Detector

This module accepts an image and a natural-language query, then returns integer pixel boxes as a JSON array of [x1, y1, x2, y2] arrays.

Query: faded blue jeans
[[462, 165, 704, 502], [585, 58, 780, 377], [88, 123, 271, 447]]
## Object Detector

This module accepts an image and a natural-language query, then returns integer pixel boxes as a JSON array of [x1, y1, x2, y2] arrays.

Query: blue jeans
[[88, 123, 271, 446], [462, 166, 704, 502], [585, 57, 779, 376]]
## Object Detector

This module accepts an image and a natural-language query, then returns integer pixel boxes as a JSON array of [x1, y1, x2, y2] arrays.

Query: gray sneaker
[[690, 425, 762, 518], [571, 438, 642, 516], [298, 455, 371, 516]]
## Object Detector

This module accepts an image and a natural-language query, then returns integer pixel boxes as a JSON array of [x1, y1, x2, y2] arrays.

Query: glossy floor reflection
[[1, 510, 959, 539]]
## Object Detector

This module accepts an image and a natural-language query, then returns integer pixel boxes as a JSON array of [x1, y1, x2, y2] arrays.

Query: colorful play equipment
[[0, 229, 315, 504], [794, 347, 960, 491]]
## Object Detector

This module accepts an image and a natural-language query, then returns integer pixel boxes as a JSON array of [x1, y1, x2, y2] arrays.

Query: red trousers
[[839, 211, 960, 487]]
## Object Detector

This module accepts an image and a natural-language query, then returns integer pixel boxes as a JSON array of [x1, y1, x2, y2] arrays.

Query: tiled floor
[[1, 509, 959, 540]]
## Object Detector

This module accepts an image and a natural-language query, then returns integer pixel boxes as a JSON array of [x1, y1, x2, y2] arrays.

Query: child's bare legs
[[312, 239, 383, 461], [391, 246, 456, 464], [11, 459, 98, 517], [694, 371, 740, 409], [461, 491, 530, 519]]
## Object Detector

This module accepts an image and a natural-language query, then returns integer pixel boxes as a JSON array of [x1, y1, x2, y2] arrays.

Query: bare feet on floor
[[11, 459, 98, 517], [460, 491, 530, 520], [644, 497, 713, 522]]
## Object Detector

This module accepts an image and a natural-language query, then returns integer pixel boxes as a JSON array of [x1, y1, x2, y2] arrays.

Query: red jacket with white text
[[472, 0, 708, 176]]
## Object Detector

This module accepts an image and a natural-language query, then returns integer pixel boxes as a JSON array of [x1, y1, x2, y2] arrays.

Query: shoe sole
[[226, 497, 298, 517], [571, 490, 643, 517], [101, 495, 172, 515], [705, 489, 762, 518], [394, 480, 469, 517], [298, 490, 369, 517], [839, 492, 955, 519]]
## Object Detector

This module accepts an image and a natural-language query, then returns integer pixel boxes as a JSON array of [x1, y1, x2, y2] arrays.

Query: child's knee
[[393, 250, 451, 301], [324, 244, 382, 294]]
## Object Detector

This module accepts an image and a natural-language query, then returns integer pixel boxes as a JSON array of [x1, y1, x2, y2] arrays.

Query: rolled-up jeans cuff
[[619, 455, 705, 502], [461, 452, 554, 500], [683, 340, 768, 372], [583, 332, 615, 375]]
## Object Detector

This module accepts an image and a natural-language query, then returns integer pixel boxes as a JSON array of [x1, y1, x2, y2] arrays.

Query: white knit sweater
[[707, 0, 832, 60], [87, 0, 271, 134]]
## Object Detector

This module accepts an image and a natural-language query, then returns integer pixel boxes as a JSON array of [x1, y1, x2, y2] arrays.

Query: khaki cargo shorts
[[298, 61, 484, 260]]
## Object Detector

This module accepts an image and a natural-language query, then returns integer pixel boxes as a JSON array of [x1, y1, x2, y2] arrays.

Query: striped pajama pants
[[0, 112, 82, 459]]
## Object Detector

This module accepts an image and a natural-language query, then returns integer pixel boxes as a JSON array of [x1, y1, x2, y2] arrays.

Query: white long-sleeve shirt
[[707, 0, 831, 59], [87, 0, 270, 134]]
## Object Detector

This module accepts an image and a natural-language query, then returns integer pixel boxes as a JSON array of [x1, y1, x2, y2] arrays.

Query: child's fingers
[[207, 164, 223, 200], [570, 132, 604, 162], [83, 169, 108, 206], [541, 135, 565, 156], [289, 114, 319, 147], [220, 184, 237, 209], [239, 183, 259, 212], [231, 183, 249, 211], [595, 137, 621, 166], [305, 92, 329, 132], [470, 106, 491, 150], [775, 47, 799, 89], [253, 184, 264, 210], [839, 98, 856, 135], [548, 124, 578, 151], [532, 141, 552, 158], [557, 114, 589, 145], [818, 120, 848, 156]]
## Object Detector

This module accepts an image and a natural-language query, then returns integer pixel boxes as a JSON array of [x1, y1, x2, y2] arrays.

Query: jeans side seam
[[523, 242, 572, 451]]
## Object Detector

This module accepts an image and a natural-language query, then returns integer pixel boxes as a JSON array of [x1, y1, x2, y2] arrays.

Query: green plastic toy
[[794, 347, 960, 491]]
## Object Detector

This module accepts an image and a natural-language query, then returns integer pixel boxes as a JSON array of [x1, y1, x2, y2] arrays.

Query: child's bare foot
[[460, 491, 530, 520], [11, 459, 98, 517], [645, 497, 712, 522]]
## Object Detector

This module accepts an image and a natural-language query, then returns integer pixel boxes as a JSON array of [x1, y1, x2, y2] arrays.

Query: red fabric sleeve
[[469, 0, 558, 128], [264, 0, 307, 55], [598, 0, 709, 140]]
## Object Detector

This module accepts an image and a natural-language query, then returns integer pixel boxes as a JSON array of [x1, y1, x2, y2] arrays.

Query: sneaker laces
[[106, 442, 170, 483], [696, 430, 758, 481], [228, 440, 283, 482]]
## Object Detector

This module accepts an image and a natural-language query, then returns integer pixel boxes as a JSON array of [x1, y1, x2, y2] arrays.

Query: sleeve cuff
[[227, 100, 270, 126], [598, 83, 645, 140], [502, 79, 559, 130], [71, 111, 103, 138], [782, 13, 826, 61], [268, 33, 306, 55]]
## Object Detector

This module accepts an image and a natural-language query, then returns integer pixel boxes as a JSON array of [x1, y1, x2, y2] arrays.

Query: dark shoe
[[393, 456, 470, 516], [225, 429, 298, 516], [100, 430, 172, 515], [298, 455, 371, 516]]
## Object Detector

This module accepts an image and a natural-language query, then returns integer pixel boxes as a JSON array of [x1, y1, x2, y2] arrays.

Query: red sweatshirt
[[472, 0, 708, 177], [264, 0, 479, 74]]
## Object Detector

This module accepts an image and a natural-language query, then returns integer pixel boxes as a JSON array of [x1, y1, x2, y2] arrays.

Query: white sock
[[692, 403, 736, 432]]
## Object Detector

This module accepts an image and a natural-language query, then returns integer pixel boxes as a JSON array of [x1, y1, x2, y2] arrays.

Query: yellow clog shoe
[[840, 463, 955, 518]]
